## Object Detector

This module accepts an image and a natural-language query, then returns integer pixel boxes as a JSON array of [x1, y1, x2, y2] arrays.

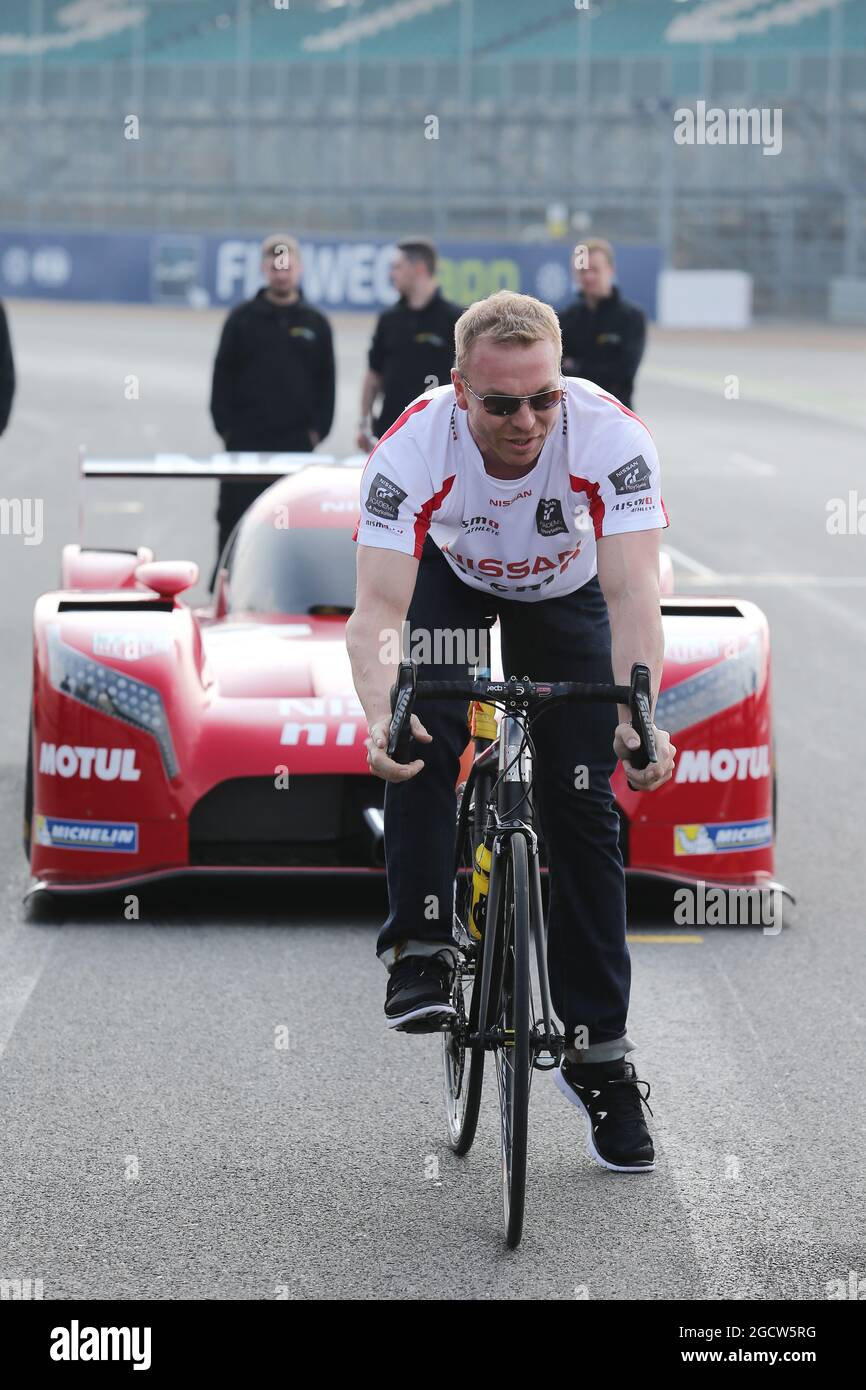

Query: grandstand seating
[[0, 0, 864, 68], [1, 1, 864, 315]]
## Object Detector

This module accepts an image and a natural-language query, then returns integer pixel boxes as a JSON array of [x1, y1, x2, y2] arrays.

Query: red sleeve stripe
[[569, 474, 606, 539], [595, 393, 667, 526], [364, 396, 432, 464], [413, 474, 456, 557], [354, 396, 433, 545], [597, 393, 653, 438]]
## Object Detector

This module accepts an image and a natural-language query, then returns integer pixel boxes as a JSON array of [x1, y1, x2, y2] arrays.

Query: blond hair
[[574, 237, 615, 267], [454, 290, 562, 375]]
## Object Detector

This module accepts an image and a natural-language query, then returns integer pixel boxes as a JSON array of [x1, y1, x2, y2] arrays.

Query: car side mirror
[[136, 560, 198, 599]]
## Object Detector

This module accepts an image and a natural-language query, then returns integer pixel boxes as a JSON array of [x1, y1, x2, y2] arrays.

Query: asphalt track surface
[[0, 302, 864, 1300]]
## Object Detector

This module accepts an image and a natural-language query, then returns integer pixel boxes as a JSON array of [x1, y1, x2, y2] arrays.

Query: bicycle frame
[[464, 711, 563, 1064], [391, 657, 657, 1246]]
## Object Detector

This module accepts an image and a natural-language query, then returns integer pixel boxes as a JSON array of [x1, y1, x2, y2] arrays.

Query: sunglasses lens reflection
[[483, 389, 563, 416]]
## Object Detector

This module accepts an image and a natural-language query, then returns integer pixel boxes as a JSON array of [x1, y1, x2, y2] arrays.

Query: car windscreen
[[227, 524, 358, 615]]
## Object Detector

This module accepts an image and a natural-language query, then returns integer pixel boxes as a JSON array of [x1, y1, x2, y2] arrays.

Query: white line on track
[[686, 573, 866, 588], [641, 364, 866, 431], [667, 549, 866, 635], [92, 501, 144, 514], [663, 544, 719, 579], [0, 929, 57, 1063], [785, 580, 866, 638]]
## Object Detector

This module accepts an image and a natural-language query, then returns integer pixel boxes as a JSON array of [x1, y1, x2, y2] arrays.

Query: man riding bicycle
[[346, 291, 675, 1173]]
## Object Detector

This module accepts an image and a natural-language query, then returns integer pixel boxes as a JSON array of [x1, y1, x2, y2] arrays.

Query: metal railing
[[1, 49, 865, 316]]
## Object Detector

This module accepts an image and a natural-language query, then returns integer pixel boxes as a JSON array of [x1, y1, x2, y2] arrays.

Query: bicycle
[[387, 657, 657, 1248]]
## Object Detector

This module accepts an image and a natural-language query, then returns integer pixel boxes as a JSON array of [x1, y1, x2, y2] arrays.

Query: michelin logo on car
[[674, 820, 773, 856], [35, 816, 139, 852]]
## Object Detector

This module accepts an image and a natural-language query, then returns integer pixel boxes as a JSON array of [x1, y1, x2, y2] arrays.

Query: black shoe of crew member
[[356, 237, 463, 453], [209, 232, 336, 575], [557, 237, 646, 411]]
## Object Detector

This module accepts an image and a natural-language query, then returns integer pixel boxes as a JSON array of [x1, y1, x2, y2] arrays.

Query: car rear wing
[[80, 450, 340, 480], [75, 448, 368, 542]]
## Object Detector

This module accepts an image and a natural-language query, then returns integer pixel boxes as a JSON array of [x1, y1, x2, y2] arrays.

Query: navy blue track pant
[[378, 537, 632, 1052]]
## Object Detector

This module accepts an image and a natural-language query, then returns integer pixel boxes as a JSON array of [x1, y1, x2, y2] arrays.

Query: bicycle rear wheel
[[443, 777, 485, 1154], [492, 832, 531, 1249]]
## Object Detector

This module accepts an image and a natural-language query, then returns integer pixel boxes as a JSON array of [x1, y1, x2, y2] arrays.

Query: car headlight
[[655, 635, 762, 736], [46, 628, 179, 779]]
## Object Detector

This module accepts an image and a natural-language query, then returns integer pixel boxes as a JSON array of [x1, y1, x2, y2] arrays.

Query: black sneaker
[[384, 950, 457, 1032], [554, 1057, 655, 1172]]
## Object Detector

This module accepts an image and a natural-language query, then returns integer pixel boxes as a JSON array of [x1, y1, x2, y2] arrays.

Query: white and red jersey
[[352, 378, 668, 602]]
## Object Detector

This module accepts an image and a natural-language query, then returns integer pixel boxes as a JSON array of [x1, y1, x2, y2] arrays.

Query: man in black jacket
[[357, 238, 462, 451], [557, 238, 646, 409], [210, 233, 335, 566], [0, 302, 15, 437]]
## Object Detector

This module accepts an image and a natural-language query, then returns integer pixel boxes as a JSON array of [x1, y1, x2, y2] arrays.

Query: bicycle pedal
[[396, 1012, 455, 1035], [532, 1053, 558, 1071]]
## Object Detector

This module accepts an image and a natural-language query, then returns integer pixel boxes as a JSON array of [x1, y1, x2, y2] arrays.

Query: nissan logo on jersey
[[489, 490, 532, 507], [39, 744, 142, 781], [608, 454, 651, 495], [365, 471, 407, 521]]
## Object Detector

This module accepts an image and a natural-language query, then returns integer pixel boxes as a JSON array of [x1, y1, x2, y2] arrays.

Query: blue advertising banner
[[0, 230, 661, 317]]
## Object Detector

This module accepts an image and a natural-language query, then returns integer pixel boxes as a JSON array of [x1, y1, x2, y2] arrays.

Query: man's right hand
[[365, 714, 432, 782], [356, 428, 376, 453]]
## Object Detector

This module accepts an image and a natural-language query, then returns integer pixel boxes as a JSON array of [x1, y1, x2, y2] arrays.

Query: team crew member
[[558, 237, 646, 409], [210, 233, 335, 567], [347, 291, 675, 1174], [0, 301, 15, 437], [356, 237, 462, 452]]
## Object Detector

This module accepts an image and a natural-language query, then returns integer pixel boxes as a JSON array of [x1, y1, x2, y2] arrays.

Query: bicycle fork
[[467, 830, 562, 1065]]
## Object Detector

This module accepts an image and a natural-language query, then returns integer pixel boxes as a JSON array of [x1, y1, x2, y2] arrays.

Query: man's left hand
[[614, 722, 676, 792]]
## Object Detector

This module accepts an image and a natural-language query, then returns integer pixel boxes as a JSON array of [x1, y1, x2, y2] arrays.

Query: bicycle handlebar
[[387, 661, 658, 770]]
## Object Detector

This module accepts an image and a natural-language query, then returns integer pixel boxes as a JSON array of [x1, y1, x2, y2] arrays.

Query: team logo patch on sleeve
[[365, 472, 408, 521], [535, 498, 569, 537], [608, 455, 651, 495]]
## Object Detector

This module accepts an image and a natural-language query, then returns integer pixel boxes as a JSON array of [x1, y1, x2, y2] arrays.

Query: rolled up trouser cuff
[[564, 1032, 637, 1063], [379, 939, 459, 973]]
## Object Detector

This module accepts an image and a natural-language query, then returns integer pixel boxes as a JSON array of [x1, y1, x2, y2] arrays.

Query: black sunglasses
[[461, 378, 565, 418]]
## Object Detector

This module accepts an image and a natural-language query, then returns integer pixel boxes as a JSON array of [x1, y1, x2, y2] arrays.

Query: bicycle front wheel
[[492, 832, 531, 1249], [443, 776, 485, 1154]]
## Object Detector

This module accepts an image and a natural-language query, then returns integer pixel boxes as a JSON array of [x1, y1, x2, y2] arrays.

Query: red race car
[[24, 453, 782, 899]]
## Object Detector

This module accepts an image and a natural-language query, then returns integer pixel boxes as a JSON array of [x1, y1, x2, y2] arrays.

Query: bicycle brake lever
[[628, 662, 657, 772], [387, 659, 417, 764]]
